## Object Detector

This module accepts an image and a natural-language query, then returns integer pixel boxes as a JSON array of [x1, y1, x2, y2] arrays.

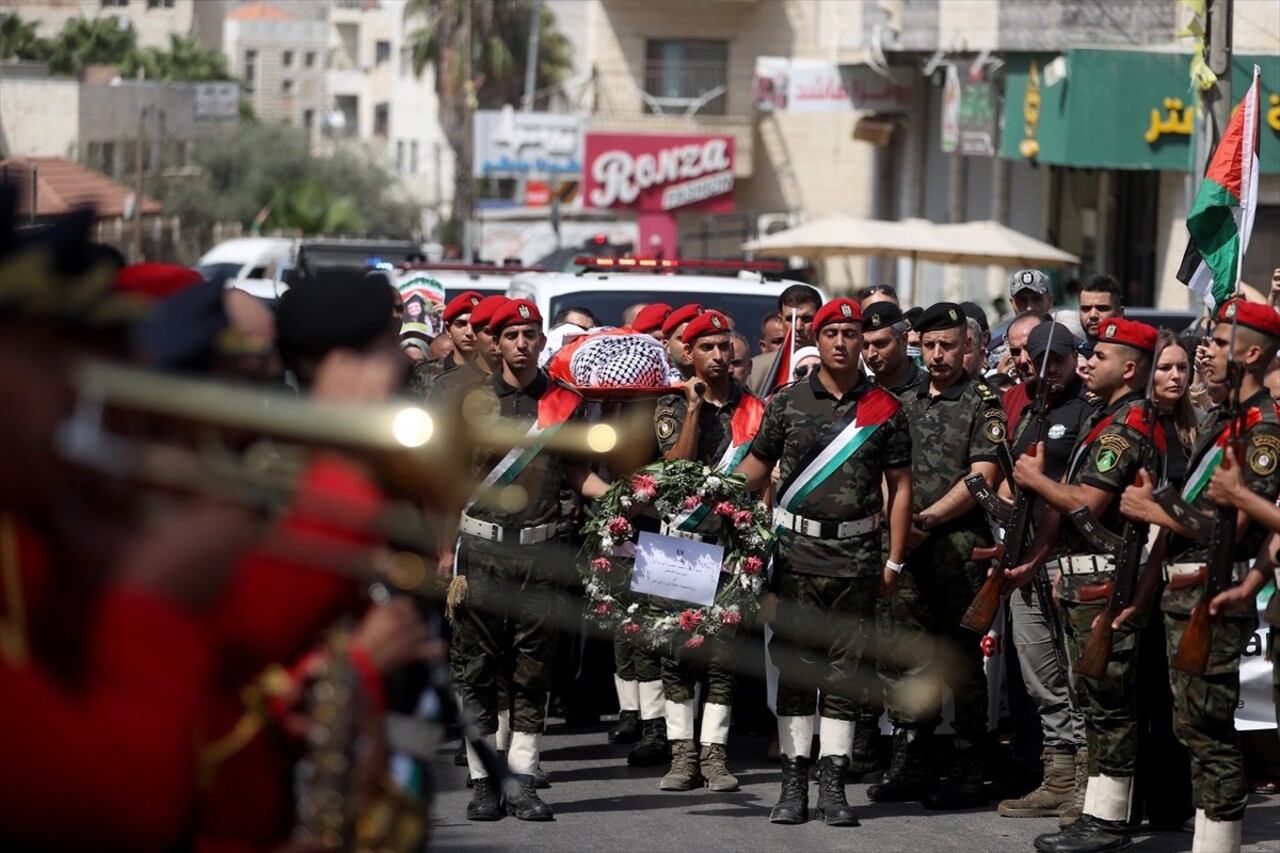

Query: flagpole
[[788, 307, 797, 376]]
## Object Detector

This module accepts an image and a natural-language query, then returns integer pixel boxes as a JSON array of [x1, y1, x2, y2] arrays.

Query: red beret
[[1216, 298, 1280, 340], [681, 310, 731, 345], [442, 290, 484, 323], [115, 263, 204, 298], [1097, 318, 1157, 353], [812, 298, 861, 332], [488, 298, 542, 333], [661, 303, 705, 338], [468, 295, 510, 331], [632, 302, 673, 334]]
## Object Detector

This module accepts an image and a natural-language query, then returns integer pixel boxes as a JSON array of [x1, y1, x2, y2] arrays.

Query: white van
[[196, 237, 295, 302], [506, 257, 825, 355]]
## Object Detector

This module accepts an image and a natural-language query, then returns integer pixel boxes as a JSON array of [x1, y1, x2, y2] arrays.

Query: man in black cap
[[991, 320, 1094, 826], [862, 302, 927, 400], [275, 272, 401, 389], [870, 301, 1007, 810], [960, 302, 991, 380]]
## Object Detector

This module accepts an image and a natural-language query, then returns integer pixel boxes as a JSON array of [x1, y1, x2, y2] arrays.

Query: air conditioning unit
[[757, 211, 802, 236]]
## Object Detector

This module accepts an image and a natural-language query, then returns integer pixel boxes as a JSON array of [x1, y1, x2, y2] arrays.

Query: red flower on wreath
[[607, 517, 633, 537], [594, 602, 613, 616], [685, 634, 706, 648], [678, 609, 703, 632], [742, 556, 764, 575], [631, 474, 658, 502], [713, 501, 735, 518], [591, 558, 612, 573], [683, 494, 703, 510], [622, 622, 641, 636], [733, 509, 754, 527], [721, 609, 741, 626]]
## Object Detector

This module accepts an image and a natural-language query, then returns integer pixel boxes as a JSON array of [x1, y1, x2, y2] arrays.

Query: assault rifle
[[961, 325, 1059, 634], [1171, 351, 1244, 675], [1069, 373, 1159, 680]]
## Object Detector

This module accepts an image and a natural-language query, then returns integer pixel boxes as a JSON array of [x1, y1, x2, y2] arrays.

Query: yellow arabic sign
[[1144, 93, 1280, 145]]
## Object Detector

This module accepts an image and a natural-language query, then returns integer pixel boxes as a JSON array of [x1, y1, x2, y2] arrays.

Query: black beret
[[913, 302, 966, 335], [959, 301, 989, 333], [276, 271, 395, 359], [903, 306, 923, 328], [863, 302, 905, 332]]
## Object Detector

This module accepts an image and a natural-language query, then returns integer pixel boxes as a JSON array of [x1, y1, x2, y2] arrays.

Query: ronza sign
[[584, 133, 735, 213]]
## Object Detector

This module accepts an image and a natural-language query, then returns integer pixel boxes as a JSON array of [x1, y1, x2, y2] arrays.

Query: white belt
[[1163, 561, 1249, 581], [659, 520, 719, 543], [1059, 554, 1116, 576], [773, 507, 880, 540], [460, 513, 558, 545]]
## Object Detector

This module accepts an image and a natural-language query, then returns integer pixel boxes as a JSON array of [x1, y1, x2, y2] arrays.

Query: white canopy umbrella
[[923, 221, 1081, 268], [742, 215, 941, 261]]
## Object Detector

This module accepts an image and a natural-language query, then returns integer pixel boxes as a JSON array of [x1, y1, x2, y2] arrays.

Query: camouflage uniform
[[1161, 390, 1280, 822], [1055, 392, 1159, 781], [879, 372, 1005, 742], [749, 372, 911, 720], [652, 382, 759, 706], [874, 361, 928, 399], [409, 351, 461, 400], [453, 370, 585, 735]]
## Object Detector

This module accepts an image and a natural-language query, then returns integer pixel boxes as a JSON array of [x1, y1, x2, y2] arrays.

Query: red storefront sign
[[583, 133, 735, 213]]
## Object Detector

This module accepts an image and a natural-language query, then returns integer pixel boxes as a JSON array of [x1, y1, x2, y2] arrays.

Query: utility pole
[[132, 104, 146, 263], [460, 0, 474, 260], [516, 0, 543, 206], [1205, 0, 1233, 149]]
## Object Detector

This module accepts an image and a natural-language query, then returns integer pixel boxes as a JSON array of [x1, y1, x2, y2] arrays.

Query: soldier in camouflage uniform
[[1010, 318, 1163, 853], [737, 297, 913, 828], [426, 294, 509, 407], [868, 302, 1006, 811], [408, 290, 482, 398], [441, 298, 609, 823], [1119, 299, 1280, 853], [650, 310, 766, 793]]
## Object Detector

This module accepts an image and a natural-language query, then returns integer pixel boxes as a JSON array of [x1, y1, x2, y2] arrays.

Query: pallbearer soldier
[[862, 302, 927, 399], [651, 310, 766, 793], [995, 321, 1094, 826], [1120, 299, 1280, 853], [869, 302, 1006, 811], [736, 297, 913, 828], [662, 303, 706, 382], [1010, 317, 1163, 853], [410, 290, 482, 396], [442, 298, 609, 823], [427, 294, 509, 404]]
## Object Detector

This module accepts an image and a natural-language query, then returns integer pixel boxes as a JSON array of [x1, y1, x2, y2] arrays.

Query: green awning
[[1001, 48, 1280, 174]]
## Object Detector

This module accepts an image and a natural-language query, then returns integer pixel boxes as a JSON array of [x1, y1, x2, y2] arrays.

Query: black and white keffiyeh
[[568, 332, 670, 387]]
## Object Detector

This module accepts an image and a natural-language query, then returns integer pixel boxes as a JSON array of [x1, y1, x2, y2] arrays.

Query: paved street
[[429, 720, 1279, 852]]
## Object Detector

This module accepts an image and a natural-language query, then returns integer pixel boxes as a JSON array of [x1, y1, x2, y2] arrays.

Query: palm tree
[[40, 17, 139, 77], [267, 179, 365, 236], [122, 34, 231, 82], [404, 0, 573, 241], [0, 13, 49, 61]]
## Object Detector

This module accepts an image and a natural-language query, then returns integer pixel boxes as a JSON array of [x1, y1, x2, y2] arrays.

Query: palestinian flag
[[758, 315, 796, 395], [1177, 66, 1261, 310]]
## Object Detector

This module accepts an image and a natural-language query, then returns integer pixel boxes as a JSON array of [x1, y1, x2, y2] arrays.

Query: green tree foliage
[[0, 15, 229, 80], [153, 122, 419, 239], [403, 0, 573, 229]]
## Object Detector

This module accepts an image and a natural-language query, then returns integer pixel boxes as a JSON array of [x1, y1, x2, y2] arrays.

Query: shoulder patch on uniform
[[1098, 433, 1130, 455], [1248, 435, 1280, 476], [976, 382, 1000, 402], [1095, 434, 1130, 473], [657, 414, 677, 441], [984, 418, 1006, 443], [1095, 448, 1119, 472]]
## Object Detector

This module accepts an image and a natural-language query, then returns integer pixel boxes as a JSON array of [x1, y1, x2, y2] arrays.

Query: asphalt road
[[428, 720, 1279, 853]]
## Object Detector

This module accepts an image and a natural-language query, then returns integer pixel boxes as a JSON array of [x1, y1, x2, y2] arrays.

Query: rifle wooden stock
[[1074, 617, 1113, 680], [1170, 597, 1213, 675], [1076, 581, 1113, 603], [960, 570, 1005, 634], [1168, 567, 1207, 591], [971, 544, 1003, 562]]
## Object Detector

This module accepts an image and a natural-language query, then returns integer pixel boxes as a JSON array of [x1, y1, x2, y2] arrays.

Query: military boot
[[768, 755, 811, 824], [627, 718, 670, 767], [999, 747, 1076, 817], [660, 739, 702, 791], [1033, 814, 1133, 853], [700, 743, 740, 792], [465, 776, 502, 821], [814, 755, 860, 827], [504, 774, 554, 821], [923, 740, 988, 810], [608, 710, 642, 744], [846, 718, 886, 783], [1059, 749, 1089, 827], [867, 729, 934, 802]]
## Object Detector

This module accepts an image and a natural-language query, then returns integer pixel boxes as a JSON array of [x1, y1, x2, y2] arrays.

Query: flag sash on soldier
[[464, 384, 580, 512], [671, 393, 766, 531], [776, 392, 899, 514], [1181, 406, 1266, 502]]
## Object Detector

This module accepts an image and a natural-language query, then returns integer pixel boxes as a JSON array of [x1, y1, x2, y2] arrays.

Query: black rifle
[[961, 329, 1058, 634]]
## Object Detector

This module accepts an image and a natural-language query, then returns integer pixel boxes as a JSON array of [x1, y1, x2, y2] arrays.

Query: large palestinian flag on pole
[[1177, 66, 1262, 310]]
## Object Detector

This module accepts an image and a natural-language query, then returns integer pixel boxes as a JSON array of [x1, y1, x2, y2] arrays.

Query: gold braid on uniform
[[445, 574, 468, 623]]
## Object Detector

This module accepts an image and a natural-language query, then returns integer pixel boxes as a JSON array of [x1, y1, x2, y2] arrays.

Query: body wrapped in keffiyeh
[[547, 328, 683, 399]]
